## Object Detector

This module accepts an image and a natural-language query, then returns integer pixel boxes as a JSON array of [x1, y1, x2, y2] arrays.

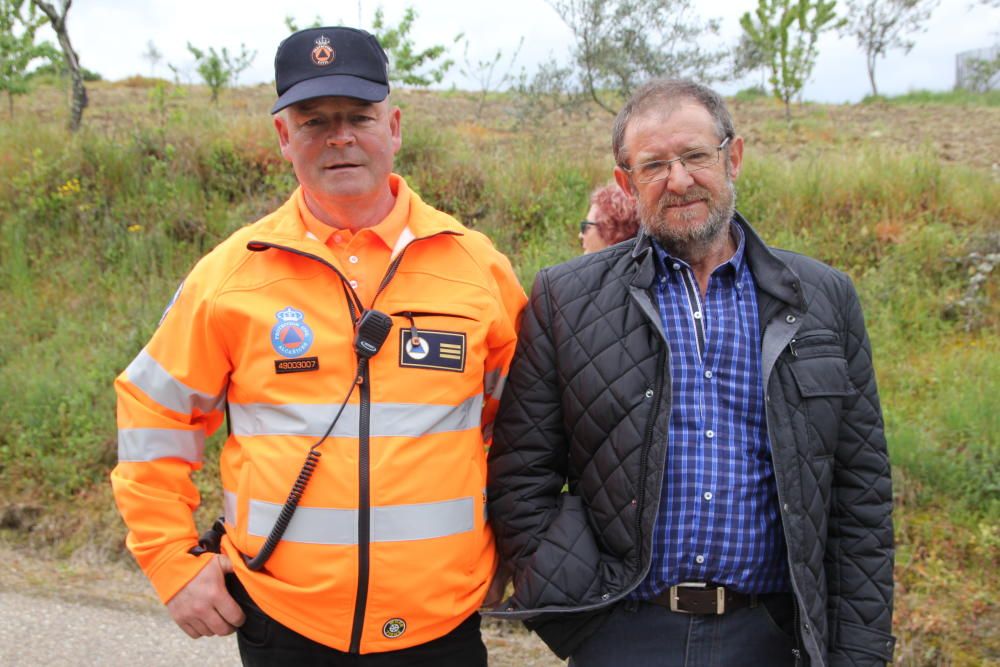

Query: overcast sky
[[43, 0, 1000, 103]]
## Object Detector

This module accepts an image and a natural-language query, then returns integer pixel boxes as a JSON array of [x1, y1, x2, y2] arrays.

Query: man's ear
[[727, 135, 744, 180], [389, 106, 402, 156], [613, 166, 634, 199], [274, 113, 292, 162]]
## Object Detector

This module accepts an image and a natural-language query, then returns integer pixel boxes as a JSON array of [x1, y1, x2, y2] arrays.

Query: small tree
[[962, 47, 1000, 92], [459, 36, 523, 120], [372, 6, 454, 87], [841, 0, 938, 97], [284, 8, 456, 90], [0, 0, 58, 118], [732, 32, 770, 88], [740, 0, 843, 121], [141, 39, 162, 78], [546, 0, 728, 115], [284, 15, 322, 32], [30, 0, 86, 131], [185, 42, 256, 103]]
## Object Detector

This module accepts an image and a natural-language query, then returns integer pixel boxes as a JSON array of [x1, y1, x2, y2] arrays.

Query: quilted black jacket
[[487, 214, 895, 666]]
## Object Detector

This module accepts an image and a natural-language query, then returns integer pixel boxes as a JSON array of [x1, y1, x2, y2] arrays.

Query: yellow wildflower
[[57, 178, 82, 197]]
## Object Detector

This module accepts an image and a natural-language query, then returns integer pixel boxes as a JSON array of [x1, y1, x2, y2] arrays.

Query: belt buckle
[[668, 582, 726, 615]]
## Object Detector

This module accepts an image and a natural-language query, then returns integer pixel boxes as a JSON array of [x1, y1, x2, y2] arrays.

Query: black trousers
[[569, 594, 804, 667], [225, 574, 488, 667]]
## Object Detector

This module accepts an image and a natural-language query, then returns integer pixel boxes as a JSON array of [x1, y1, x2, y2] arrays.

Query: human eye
[[682, 148, 714, 167], [637, 160, 669, 178]]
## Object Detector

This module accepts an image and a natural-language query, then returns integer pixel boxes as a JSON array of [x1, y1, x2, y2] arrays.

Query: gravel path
[[0, 590, 237, 666], [0, 544, 562, 666]]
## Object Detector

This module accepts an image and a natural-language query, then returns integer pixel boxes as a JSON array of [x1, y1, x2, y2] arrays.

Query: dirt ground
[[0, 543, 563, 666]]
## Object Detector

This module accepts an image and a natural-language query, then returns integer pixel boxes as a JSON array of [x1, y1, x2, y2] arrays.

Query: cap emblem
[[311, 35, 335, 66]]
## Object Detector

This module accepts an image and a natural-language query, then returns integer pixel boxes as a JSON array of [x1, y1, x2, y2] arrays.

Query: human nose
[[664, 160, 694, 194], [325, 120, 355, 146]]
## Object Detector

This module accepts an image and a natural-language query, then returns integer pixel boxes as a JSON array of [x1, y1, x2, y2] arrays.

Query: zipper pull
[[789, 339, 799, 357], [403, 312, 422, 346]]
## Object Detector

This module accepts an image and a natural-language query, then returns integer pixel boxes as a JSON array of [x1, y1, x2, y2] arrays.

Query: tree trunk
[[867, 52, 879, 98], [31, 0, 88, 132]]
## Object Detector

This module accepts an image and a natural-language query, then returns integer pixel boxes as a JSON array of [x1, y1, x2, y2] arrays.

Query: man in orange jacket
[[111, 26, 525, 666]]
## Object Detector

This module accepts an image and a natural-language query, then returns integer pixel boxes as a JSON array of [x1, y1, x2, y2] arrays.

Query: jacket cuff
[[147, 549, 215, 604]]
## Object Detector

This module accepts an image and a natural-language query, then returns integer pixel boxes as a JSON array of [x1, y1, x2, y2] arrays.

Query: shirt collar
[[294, 174, 411, 250], [650, 220, 748, 281]]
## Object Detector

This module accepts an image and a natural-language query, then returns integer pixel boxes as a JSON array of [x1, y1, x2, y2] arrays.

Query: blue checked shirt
[[632, 224, 791, 598]]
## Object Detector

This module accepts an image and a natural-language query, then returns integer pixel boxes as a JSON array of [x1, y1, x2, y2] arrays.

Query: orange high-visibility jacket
[[111, 178, 526, 653]]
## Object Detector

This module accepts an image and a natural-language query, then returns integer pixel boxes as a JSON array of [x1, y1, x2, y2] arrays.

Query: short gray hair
[[612, 79, 735, 168]]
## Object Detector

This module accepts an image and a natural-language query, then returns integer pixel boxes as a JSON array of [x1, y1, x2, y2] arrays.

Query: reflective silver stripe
[[245, 497, 475, 544], [483, 369, 507, 402], [224, 490, 238, 527], [247, 500, 356, 544], [117, 428, 205, 462], [125, 348, 225, 415], [229, 394, 483, 438], [373, 497, 474, 542]]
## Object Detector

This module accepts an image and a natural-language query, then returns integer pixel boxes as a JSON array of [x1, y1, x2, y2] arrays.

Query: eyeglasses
[[580, 220, 600, 234], [621, 136, 731, 184]]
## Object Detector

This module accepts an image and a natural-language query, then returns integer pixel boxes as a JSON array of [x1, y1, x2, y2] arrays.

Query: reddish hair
[[590, 183, 639, 245]]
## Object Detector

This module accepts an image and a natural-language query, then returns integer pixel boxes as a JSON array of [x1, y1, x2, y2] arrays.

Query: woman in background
[[579, 183, 639, 254]]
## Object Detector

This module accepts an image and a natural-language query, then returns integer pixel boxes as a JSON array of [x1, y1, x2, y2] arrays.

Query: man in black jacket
[[487, 80, 895, 666]]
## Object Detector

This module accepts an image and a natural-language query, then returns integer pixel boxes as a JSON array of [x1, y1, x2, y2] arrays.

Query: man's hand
[[166, 554, 246, 638]]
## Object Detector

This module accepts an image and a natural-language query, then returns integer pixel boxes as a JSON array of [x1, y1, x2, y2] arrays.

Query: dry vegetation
[[1, 79, 997, 666]]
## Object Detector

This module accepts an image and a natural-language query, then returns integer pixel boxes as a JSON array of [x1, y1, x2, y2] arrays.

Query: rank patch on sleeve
[[400, 329, 466, 372]]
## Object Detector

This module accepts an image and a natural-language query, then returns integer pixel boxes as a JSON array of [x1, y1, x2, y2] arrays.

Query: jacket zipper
[[791, 599, 802, 665], [763, 316, 812, 664], [251, 231, 458, 653], [349, 360, 373, 653], [634, 350, 667, 578], [788, 331, 839, 357]]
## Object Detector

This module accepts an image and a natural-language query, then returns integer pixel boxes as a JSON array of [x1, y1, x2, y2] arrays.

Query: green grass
[[867, 88, 1000, 107], [1, 82, 998, 664]]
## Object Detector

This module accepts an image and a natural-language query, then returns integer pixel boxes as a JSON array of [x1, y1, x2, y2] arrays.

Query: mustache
[[657, 186, 712, 209]]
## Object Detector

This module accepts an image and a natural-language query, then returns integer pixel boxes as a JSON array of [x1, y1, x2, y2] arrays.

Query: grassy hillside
[[1, 81, 997, 665]]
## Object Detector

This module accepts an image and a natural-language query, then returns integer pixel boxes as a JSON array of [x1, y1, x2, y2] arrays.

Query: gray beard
[[637, 179, 736, 263]]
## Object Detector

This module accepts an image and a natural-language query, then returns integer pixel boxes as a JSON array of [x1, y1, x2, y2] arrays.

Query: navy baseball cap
[[271, 27, 390, 114]]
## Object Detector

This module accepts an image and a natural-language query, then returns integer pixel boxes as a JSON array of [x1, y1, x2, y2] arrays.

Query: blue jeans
[[569, 595, 802, 667]]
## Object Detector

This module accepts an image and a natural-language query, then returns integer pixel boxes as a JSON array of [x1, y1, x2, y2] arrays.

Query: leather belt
[[650, 583, 758, 615]]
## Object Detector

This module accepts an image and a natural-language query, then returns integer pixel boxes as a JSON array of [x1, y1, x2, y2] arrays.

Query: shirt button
[[703, 492, 713, 501], [693, 311, 702, 320], [786, 314, 797, 323], [695, 555, 705, 564], [349, 255, 359, 264], [349, 279, 359, 289], [333, 234, 343, 244], [704, 370, 713, 379], [644, 389, 654, 398], [705, 430, 715, 439]]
